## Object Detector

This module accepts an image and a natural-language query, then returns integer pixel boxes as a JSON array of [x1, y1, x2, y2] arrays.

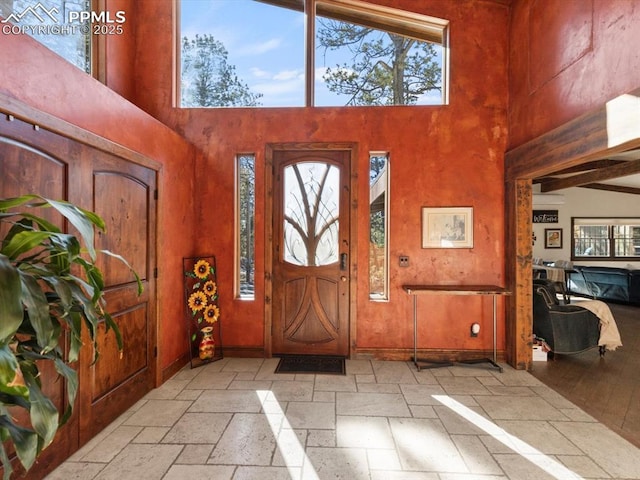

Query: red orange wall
[[131, 0, 510, 358], [509, 0, 640, 148], [0, 31, 197, 376]]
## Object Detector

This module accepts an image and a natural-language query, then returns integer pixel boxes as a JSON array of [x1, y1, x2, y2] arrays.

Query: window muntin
[[572, 218, 640, 260], [178, 0, 448, 107], [1, 0, 92, 73], [236, 154, 255, 298], [369, 152, 389, 300]]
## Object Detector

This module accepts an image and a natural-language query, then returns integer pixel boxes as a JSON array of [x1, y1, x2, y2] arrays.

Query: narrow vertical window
[[369, 152, 389, 300], [236, 154, 255, 298]]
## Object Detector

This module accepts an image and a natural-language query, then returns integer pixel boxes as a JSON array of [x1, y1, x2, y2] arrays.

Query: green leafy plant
[[0, 195, 140, 479]]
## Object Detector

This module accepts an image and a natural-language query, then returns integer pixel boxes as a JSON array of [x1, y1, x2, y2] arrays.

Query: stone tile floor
[[46, 358, 640, 479]]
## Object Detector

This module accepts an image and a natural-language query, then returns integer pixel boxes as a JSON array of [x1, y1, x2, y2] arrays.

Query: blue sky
[[180, 0, 444, 107]]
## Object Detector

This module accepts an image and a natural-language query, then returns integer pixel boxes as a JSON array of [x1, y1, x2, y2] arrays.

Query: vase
[[199, 326, 215, 360]]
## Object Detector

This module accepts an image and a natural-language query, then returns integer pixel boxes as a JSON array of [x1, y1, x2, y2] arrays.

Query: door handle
[[340, 253, 348, 270]]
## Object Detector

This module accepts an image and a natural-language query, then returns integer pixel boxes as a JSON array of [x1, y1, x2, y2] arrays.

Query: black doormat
[[274, 355, 346, 375]]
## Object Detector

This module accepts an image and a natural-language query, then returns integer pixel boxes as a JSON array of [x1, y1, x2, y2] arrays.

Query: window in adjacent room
[[0, 0, 93, 73], [236, 154, 256, 299], [369, 152, 389, 300], [572, 218, 640, 260], [178, 0, 448, 107]]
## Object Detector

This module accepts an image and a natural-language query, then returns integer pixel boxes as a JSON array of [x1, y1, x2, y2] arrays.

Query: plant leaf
[[0, 254, 23, 343], [1, 230, 53, 260], [100, 249, 144, 295], [0, 416, 38, 471], [53, 358, 78, 425], [46, 198, 102, 261], [0, 194, 40, 211], [19, 274, 57, 353], [0, 435, 14, 480], [22, 368, 58, 448], [0, 346, 29, 398]]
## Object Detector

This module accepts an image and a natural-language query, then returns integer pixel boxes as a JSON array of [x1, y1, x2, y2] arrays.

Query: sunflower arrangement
[[184, 257, 221, 363]]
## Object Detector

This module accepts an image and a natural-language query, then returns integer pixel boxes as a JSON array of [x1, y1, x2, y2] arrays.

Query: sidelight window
[[236, 154, 255, 298], [369, 152, 389, 300]]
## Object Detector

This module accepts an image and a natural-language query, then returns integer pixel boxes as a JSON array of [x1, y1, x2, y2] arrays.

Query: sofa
[[533, 280, 604, 355], [566, 266, 640, 305]]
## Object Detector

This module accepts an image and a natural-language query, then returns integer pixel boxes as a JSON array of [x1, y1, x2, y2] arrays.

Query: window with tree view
[[369, 153, 389, 300], [237, 155, 255, 298], [572, 218, 640, 260], [0, 0, 92, 73], [179, 0, 448, 107]]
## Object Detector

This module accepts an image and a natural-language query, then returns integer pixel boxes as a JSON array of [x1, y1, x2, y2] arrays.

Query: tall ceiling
[[534, 147, 640, 195]]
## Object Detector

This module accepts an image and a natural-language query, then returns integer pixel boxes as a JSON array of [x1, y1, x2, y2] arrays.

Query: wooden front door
[[271, 148, 351, 356]]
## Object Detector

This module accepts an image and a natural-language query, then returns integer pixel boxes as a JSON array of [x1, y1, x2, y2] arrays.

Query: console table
[[402, 284, 510, 372]]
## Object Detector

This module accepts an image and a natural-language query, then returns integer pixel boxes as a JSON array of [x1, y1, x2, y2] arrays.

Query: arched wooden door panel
[[79, 166, 157, 441]]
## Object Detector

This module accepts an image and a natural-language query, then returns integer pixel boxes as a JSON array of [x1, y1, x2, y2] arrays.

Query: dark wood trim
[[220, 346, 266, 358], [264, 142, 358, 359], [580, 183, 640, 195], [505, 87, 640, 180], [161, 353, 190, 383], [539, 159, 640, 192], [0, 92, 161, 172], [353, 348, 506, 363], [505, 87, 640, 371]]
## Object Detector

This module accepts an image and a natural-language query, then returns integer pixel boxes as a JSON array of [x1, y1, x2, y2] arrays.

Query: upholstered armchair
[[533, 280, 605, 356]]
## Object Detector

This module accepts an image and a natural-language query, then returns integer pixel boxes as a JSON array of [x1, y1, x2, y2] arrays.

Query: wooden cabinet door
[[78, 159, 157, 441], [0, 115, 158, 473]]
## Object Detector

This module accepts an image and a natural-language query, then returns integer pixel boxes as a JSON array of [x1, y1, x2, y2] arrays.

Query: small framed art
[[544, 228, 562, 249], [421, 207, 474, 248]]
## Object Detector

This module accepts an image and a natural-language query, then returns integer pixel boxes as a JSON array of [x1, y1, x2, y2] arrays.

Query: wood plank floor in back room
[[530, 301, 640, 449]]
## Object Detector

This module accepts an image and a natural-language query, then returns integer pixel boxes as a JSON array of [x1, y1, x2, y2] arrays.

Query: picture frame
[[421, 207, 474, 248], [544, 228, 563, 249]]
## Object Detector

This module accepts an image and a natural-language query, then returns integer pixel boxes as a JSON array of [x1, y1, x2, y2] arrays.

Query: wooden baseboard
[[352, 347, 505, 363], [160, 347, 504, 383], [220, 346, 266, 358], [161, 353, 190, 384]]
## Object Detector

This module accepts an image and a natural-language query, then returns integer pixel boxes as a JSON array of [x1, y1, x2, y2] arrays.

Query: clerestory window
[[178, 0, 449, 107], [0, 0, 102, 74]]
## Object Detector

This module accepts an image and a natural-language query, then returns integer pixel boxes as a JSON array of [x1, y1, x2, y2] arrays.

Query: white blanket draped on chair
[[575, 300, 623, 351]]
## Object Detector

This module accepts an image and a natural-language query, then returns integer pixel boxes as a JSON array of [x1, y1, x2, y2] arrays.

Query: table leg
[[411, 294, 453, 371], [454, 294, 502, 372]]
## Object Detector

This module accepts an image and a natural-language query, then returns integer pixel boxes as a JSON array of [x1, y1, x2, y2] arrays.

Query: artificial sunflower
[[188, 291, 208, 312], [194, 259, 211, 279], [203, 304, 220, 323], [203, 280, 217, 297]]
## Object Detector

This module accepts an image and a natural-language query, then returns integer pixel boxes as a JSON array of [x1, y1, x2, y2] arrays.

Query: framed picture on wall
[[421, 207, 473, 248], [544, 228, 562, 249]]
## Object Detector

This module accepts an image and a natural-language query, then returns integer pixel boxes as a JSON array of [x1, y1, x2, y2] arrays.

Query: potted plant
[[0, 194, 140, 479]]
